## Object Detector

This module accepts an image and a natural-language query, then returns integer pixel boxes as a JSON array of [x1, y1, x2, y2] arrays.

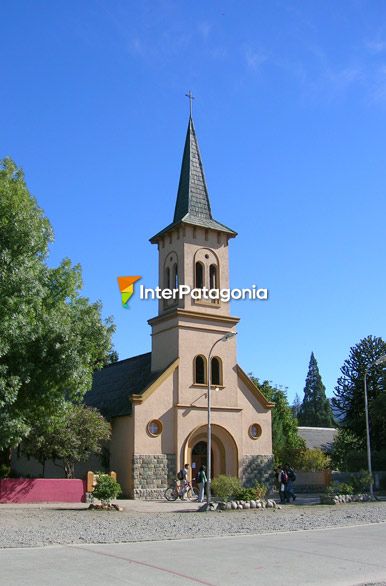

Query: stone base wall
[[132, 454, 176, 499], [240, 455, 274, 488]]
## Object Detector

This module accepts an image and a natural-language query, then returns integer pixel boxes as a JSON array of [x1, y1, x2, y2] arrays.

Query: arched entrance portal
[[184, 424, 238, 481], [191, 441, 212, 478]]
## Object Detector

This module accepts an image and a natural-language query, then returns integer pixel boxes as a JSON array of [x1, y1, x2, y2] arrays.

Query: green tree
[[370, 393, 386, 451], [106, 350, 119, 365], [250, 377, 305, 466], [298, 352, 335, 427], [333, 336, 386, 451], [0, 158, 52, 447], [0, 158, 115, 451], [330, 428, 364, 471], [23, 403, 111, 478]]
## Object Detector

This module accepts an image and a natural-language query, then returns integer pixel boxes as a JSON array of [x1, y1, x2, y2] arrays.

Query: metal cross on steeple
[[185, 90, 195, 118]]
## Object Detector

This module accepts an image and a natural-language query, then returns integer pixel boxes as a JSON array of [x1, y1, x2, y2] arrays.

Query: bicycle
[[164, 480, 198, 501]]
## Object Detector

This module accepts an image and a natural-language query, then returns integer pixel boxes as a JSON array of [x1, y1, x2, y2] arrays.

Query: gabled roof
[[236, 365, 275, 409], [84, 353, 160, 418], [150, 116, 236, 243]]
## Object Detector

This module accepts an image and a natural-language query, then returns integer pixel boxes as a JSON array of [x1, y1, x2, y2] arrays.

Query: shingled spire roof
[[150, 116, 236, 243], [173, 116, 213, 222]]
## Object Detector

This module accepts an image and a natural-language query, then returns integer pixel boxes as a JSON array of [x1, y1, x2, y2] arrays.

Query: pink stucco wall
[[0, 478, 86, 503]]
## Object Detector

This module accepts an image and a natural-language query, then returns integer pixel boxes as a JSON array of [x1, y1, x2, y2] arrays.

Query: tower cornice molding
[[148, 308, 240, 328]]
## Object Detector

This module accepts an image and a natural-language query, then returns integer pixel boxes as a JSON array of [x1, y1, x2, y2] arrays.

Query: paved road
[[2, 522, 386, 586]]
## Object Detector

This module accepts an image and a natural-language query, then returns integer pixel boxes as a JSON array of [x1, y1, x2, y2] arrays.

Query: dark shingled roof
[[174, 116, 213, 222], [150, 116, 236, 242], [84, 352, 160, 418]]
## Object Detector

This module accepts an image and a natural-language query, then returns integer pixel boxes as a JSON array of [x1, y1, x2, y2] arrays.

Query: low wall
[[295, 470, 331, 493], [332, 470, 386, 490], [0, 478, 86, 503]]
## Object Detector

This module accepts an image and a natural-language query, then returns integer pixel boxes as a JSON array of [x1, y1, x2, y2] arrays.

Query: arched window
[[195, 262, 204, 288], [173, 263, 178, 289], [211, 357, 222, 386], [209, 264, 218, 289], [194, 355, 206, 384], [165, 267, 170, 289]]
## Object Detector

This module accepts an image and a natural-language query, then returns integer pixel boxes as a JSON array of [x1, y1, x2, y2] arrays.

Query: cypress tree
[[298, 352, 335, 427]]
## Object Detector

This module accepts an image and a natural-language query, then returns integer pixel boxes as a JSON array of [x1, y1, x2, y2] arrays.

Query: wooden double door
[[191, 441, 213, 485]]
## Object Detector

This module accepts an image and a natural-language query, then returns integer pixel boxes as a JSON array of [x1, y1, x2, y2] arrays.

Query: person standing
[[276, 466, 288, 503], [177, 463, 190, 498], [197, 465, 207, 503], [284, 465, 296, 502]]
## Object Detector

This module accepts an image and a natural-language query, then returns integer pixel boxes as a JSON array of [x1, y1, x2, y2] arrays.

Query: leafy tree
[[298, 352, 335, 427], [370, 393, 386, 451], [0, 158, 52, 448], [0, 158, 115, 451], [250, 377, 305, 466], [23, 403, 111, 478], [330, 428, 363, 470], [333, 336, 386, 451], [106, 350, 119, 365]]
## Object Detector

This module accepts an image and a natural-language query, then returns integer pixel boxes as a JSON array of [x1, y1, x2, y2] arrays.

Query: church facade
[[86, 115, 274, 498]]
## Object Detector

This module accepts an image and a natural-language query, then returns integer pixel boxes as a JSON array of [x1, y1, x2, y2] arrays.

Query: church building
[[86, 113, 274, 498]]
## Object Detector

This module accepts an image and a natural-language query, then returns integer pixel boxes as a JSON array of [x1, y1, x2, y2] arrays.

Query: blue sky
[[1, 1, 385, 403]]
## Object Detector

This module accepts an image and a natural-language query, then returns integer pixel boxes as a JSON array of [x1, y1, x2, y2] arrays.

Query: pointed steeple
[[150, 115, 236, 243], [173, 116, 212, 223]]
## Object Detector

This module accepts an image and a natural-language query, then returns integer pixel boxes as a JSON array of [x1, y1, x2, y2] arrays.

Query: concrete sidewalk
[[2, 523, 386, 585], [0, 494, 321, 512]]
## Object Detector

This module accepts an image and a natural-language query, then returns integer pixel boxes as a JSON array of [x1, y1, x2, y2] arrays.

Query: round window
[[249, 423, 262, 440], [147, 419, 163, 437]]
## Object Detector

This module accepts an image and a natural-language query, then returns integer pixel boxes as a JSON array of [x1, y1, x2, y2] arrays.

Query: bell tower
[[148, 113, 239, 402]]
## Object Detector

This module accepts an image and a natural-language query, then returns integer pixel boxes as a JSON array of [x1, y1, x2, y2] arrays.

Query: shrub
[[233, 487, 257, 501], [338, 482, 354, 495], [234, 482, 268, 501], [350, 470, 373, 494], [297, 448, 331, 471], [0, 464, 10, 478], [212, 477, 268, 502], [254, 481, 268, 500], [92, 474, 122, 505], [326, 481, 354, 496], [211, 475, 241, 502]]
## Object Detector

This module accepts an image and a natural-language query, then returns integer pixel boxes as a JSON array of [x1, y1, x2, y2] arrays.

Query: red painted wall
[[0, 478, 86, 503]]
